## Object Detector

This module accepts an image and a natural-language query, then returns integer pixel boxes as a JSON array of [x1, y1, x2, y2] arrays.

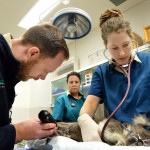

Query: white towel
[[49, 136, 110, 150]]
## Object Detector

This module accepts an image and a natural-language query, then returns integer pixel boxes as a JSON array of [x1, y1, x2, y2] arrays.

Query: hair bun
[[99, 8, 123, 28]]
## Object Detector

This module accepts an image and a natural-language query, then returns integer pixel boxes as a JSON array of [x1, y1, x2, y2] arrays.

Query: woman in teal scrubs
[[52, 72, 86, 122]]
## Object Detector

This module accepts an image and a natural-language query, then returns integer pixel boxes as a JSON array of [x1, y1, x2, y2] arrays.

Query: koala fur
[[55, 114, 150, 146]]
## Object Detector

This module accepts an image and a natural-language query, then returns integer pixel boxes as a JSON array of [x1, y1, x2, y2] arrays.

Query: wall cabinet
[[56, 56, 79, 76], [50, 60, 107, 121], [50, 60, 106, 107], [51, 76, 67, 107]]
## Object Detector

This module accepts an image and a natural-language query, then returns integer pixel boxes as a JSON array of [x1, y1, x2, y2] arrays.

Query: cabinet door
[[80, 66, 97, 97], [51, 77, 67, 107], [80, 66, 107, 121]]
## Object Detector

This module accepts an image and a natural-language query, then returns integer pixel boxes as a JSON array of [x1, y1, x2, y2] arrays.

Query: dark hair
[[99, 8, 132, 45], [21, 23, 69, 59], [66, 72, 81, 83]]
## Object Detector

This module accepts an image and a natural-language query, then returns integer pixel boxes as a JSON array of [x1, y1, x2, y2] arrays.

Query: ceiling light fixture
[[51, 7, 92, 40], [62, 0, 70, 5]]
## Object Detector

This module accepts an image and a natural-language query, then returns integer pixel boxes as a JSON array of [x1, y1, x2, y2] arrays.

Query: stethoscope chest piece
[[71, 103, 75, 107]]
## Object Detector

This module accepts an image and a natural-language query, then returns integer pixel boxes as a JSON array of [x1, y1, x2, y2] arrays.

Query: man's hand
[[14, 119, 57, 143], [78, 113, 101, 142]]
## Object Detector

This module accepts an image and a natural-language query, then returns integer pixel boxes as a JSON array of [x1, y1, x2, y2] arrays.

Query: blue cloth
[[89, 52, 150, 123], [52, 93, 85, 122], [14, 148, 33, 150]]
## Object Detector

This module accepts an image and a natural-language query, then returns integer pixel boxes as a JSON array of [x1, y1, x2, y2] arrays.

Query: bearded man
[[0, 23, 69, 150]]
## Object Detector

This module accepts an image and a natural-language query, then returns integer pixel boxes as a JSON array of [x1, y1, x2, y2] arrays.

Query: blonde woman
[[78, 8, 150, 142]]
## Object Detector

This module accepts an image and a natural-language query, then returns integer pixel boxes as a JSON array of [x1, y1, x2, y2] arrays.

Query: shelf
[[137, 44, 150, 53], [52, 91, 66, 97], [82, 83, 91, 88], [56, 56, 79, 76], [50, 58, 106, 107], [50, 104, 54, 108]]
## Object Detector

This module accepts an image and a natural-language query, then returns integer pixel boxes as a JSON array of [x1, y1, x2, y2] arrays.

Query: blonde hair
[[99, 8, 132, 45]]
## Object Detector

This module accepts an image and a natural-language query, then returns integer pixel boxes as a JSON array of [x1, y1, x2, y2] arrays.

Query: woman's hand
[[14, 119, 57, 143], [78, 95, 101, 142], [78, 113, 101, 142]]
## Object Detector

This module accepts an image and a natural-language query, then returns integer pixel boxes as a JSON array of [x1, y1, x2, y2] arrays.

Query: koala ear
[[133, 114, 149, 126]]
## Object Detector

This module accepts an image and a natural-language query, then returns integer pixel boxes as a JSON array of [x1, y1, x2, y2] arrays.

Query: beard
[[18, 59, 38, 81]]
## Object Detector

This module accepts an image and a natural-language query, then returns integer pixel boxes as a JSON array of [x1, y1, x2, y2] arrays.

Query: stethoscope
[[101, 40, 138, 142]]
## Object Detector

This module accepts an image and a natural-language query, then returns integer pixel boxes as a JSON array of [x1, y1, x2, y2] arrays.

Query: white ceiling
[[0, 0, 146, 38]]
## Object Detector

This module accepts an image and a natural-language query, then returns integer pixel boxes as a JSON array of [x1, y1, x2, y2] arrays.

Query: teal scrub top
[[52, 92, 85, 122]]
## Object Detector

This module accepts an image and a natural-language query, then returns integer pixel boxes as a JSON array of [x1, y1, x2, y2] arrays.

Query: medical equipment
[[38, 110, 57, 124], [121, 123, 145, 146], [38, 110, 57, 145], [101, 40, 139, 143], [51, 7, 92, 40]]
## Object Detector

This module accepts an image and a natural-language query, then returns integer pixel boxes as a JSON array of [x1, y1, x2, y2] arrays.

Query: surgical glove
[[78, 113, 101, 142]]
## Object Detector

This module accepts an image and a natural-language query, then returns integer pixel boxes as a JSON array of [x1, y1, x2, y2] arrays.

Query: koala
[[56, 114, 150, 146], [56, 122, 83, 142], [98, 114, 150, 146]]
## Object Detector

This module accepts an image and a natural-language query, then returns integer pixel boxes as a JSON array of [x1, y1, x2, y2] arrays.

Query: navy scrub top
[[88, 52, 150, 123]]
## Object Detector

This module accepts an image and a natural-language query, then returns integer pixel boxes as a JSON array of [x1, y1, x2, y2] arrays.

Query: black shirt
[[0, 34, 20, 150]]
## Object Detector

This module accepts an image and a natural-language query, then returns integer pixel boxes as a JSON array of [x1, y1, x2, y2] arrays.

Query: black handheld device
[[38, 110, 57, 125]]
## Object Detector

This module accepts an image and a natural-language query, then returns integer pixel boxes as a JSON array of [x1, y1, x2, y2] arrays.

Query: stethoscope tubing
[[101, 56, 134, 142]]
